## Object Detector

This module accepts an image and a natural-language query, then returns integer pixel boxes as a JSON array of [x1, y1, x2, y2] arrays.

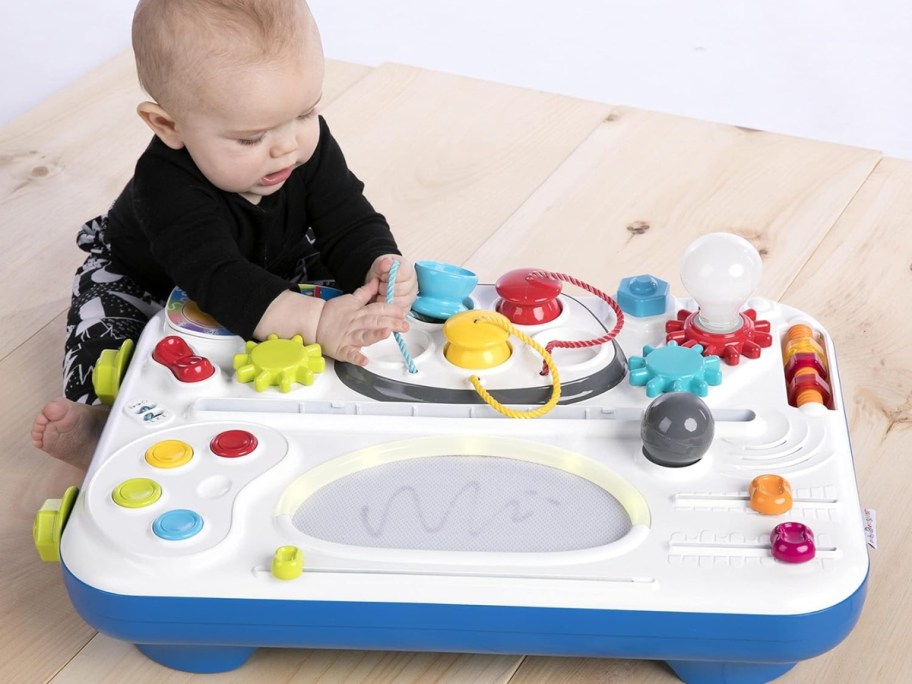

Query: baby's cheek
[[299, 122, 321, 163]]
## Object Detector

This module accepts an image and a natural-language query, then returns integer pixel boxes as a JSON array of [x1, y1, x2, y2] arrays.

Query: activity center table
[[34, 233, 868, 683]]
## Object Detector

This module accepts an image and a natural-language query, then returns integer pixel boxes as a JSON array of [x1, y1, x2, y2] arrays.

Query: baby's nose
[[270, 128, 299, 158]]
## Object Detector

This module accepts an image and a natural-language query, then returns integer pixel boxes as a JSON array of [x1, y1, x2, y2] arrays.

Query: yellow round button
[[145, 439, 194, 468], [112, 478, 162, 508], [443, 310, 512, 369]]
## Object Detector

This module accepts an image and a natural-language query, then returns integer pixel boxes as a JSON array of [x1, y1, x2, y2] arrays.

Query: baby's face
[[173, 43, 325, 203]]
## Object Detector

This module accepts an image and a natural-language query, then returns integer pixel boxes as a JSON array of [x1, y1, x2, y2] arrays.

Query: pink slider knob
[[770, 522, 816, 563]]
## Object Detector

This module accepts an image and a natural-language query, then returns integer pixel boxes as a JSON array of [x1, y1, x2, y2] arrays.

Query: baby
[[32, 0, 417, 470]]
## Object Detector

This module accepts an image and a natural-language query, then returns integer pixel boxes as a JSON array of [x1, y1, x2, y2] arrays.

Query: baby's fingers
[[352, 279, 381, 305], [360, 303, 408, 330], [337, 345, 370, 367]]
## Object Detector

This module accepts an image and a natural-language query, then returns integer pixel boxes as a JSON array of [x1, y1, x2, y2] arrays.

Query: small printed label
[[125, 398, 173, 427], [863, 508, 877, 549]]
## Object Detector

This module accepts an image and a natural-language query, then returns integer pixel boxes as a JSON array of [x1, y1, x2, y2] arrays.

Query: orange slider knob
[[749, 474, 793, 515]]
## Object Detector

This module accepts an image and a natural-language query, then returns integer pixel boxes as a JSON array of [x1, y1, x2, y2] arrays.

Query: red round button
[[494, 268, 563, 325], [210, 430, 258, 458]]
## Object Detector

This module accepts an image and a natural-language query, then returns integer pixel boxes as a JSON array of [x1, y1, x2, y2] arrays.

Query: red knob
[[494, 269, 563, 325], [152, 336, 215, 383]]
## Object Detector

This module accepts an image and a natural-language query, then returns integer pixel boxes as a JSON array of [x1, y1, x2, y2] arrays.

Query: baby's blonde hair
[[133, 0, 316, 113]]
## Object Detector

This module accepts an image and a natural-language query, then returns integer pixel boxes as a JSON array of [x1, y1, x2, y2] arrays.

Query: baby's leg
[[34, 215, 164, 470]]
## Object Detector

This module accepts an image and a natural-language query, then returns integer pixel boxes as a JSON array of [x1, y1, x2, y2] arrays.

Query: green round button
[[112, 478, 162, 508]]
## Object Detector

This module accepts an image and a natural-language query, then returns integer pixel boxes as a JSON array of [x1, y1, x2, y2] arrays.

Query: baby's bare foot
[[32, 398, 108, 471]]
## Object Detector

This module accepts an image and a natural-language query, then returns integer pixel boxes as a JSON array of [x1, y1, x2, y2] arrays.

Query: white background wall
[[3, 1, 910, 159]]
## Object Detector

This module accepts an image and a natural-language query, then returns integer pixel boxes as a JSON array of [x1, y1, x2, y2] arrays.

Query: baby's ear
[[136, 102, 184, 149]]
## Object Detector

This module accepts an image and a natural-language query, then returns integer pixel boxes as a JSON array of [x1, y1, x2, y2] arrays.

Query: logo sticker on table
[[125, 398, 173, 427]]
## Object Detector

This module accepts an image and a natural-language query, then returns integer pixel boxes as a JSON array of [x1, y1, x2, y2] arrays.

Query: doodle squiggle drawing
[[360, 482, 560, 538]]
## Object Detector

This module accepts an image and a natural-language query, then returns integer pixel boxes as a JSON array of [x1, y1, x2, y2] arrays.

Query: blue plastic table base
[[63, 562, 867, 682]]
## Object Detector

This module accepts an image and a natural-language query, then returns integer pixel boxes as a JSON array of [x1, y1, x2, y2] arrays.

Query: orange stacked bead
[[783, 324, 832, 408]]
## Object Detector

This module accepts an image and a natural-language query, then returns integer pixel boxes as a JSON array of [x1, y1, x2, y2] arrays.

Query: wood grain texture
[[0, 50, 147, 361], [463, 107, 881, 293], [50, 634, 522, 684], [0, 314, 95, 684], [320, 63, 612, 264]]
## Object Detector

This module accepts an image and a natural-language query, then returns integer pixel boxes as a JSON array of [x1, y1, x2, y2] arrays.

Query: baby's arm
[[253, 282, 408, 366], [366, 255, 418, 311]]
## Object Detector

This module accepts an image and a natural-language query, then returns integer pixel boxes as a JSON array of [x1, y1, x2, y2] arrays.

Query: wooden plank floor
[[1, 52, 908, 683]]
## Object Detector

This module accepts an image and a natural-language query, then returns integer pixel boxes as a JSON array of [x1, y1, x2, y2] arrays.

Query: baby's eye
[[297, 109, 317, 120], [238, 136, 264, 146]]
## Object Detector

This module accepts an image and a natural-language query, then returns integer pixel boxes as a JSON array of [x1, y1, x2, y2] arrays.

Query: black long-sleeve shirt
[[106, 116, 399, 338]]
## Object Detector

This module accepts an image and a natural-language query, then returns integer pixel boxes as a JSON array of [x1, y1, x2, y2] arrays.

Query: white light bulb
[[680, 233, 762, 333]]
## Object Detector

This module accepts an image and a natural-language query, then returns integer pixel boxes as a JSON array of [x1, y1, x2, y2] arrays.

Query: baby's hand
[[315, 279, 409, 366], [366, 255, 418, 312]]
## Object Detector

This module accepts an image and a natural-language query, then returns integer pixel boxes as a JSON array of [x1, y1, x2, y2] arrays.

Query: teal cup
[[412, 261, 478, 320]]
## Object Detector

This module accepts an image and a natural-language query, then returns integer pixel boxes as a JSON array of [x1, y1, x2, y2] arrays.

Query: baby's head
[[131, 0, 326, 202], [133, 0, 318, 116]]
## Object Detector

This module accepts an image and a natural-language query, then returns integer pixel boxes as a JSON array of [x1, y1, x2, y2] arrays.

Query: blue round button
[[152, 509, 204, 541]]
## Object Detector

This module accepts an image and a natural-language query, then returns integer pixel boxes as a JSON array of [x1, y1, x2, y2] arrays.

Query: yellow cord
[[468, 315, 561, 418]]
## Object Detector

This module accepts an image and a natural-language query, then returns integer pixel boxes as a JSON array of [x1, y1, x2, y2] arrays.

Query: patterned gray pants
[[64, 216, 165, 404]]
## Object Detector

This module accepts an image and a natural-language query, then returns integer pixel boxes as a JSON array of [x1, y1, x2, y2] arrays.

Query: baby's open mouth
[[260, 166, 294, 186]]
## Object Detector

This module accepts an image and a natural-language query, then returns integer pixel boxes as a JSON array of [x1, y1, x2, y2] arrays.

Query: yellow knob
[[33, 486, 80, 562], [272, 545, 304, 580], [443, 310, 512, 369]]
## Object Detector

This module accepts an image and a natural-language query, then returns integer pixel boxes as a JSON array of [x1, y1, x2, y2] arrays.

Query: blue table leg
[[136, 644, 257, 673], [666, 660, 795, 684]]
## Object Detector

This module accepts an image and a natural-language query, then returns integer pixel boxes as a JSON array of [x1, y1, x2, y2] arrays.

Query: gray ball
[[641, 392, 715, 467]]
